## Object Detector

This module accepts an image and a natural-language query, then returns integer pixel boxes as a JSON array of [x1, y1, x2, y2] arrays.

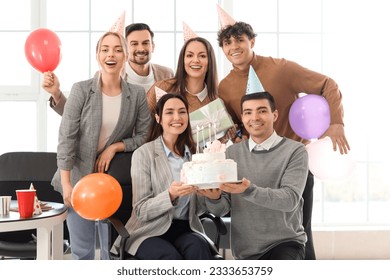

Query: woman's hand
[[95, 142, 124, 173], [168, 181, 197, 202], [42, 71, 61, 103], [95, 148, 116, 173], [62, 182, 73, 208]]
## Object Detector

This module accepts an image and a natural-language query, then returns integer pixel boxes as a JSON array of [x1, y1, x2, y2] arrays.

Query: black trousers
[[303, 172, 316, 260], [135, 219, 213, 260], [259, 241, 305, 260]]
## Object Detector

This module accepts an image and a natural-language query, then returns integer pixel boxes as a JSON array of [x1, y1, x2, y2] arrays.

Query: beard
[[129, 51, 151, 66]]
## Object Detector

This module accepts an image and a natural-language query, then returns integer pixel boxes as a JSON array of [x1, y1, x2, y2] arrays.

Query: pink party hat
[[183, 22, 198, 42], [155, 86, 168, 102], [216, 4, 236, 28], [246, 65, 265, 94], [109, 11, 126, 36]]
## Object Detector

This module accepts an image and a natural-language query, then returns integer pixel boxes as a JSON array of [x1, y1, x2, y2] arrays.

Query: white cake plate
[[183, 180, 242, 189]]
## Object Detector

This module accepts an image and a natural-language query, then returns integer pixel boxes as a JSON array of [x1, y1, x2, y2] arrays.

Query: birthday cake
[[180, 140, 238, 189]]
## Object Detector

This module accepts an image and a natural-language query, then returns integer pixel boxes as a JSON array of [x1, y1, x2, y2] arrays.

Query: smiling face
[[97, 34, 126, 76], [156, 97, 189, 141], [222, 34, 254, 69], [126, 29, 154, 66], [241, 98, 278, 143], [184, 41, 208, 79]]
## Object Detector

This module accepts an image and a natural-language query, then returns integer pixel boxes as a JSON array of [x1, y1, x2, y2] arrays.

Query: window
[[1, 0, 389, 226]]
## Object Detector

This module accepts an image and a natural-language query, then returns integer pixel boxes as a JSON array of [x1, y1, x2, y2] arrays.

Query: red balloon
[[71, 173, 122, 221], [24, 28, 62, 72]]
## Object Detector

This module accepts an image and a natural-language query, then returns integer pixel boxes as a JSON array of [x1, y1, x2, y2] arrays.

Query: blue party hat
[[246, 65, 264, 94]]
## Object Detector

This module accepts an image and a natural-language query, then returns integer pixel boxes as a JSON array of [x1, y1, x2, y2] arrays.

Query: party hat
[[109, 11, 126, 36], [246, 65, 264, 94], [155, 86, 168, 102], [216, 4, 236, 28], [183, 22, 198, 42], [30, 183, 42, 215]]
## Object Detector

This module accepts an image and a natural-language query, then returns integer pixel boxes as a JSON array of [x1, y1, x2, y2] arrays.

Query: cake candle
[[208, 123, 212, 144], [196, 125, 200, 154], [201, 125, 205, 146], [213, 122, 217, 142]]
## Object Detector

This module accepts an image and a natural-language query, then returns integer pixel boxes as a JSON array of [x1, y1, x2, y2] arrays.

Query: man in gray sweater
[[203, 91, 308, 260]]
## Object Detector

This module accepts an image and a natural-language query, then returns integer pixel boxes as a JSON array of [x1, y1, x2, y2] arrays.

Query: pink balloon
[[289, 95, 330, 140], [24, 28, 62, 73], [306, 137, 356, 182]]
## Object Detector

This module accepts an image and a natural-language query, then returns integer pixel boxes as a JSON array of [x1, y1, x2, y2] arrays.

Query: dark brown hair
[[217, 22, 257, 47], [241, 91, 276, 113], [147, 93, 196, 156], [174, 37, 218, 101], [125, 23, 154, 41]]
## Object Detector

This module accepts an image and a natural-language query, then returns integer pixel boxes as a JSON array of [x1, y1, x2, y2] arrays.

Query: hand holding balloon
[[320, 123, 350, 155], [42, 71, 62, 102]]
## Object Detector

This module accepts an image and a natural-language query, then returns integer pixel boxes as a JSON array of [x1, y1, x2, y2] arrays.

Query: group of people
[[43, 17, 349, 260]]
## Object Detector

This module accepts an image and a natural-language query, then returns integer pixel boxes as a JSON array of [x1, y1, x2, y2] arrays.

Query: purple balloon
[[288, 94, 330, 140]]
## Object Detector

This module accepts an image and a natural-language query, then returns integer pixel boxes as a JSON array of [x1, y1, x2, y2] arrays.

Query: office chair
[[105, 152, 227, 260], [0, 152, 70, 259]]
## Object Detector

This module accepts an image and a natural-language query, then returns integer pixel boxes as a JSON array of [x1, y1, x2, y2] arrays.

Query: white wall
[[313, 227, 390, 260], [222, 227, 390, 260]]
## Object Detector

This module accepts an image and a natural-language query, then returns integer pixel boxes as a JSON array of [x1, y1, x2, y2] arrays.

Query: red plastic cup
[[16, 189, 36, 218]]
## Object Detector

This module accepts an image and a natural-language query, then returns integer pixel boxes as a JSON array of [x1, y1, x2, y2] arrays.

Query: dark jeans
[[259, 241, 305, 260], [135, 219, 213, 260], [303, 172, 316, 260]]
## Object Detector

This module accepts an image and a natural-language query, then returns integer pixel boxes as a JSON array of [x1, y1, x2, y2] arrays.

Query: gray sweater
[[206, 138, 308, 259]]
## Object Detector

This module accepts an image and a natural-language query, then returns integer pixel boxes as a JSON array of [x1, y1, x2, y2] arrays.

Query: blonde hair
[[96, 31, 128, 84]]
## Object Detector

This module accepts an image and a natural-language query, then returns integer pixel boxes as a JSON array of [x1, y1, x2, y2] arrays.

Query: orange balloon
[[71, 173, 122, 221]]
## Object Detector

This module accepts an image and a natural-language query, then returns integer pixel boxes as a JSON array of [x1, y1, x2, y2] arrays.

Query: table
[[0, 201, 68, 260]]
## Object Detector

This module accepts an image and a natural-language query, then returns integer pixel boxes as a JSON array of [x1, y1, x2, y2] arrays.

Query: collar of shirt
[[160, 136, 190, 159], [249, 130, 283, 151], [186, 84, 208, 102], [125, 63, 155, 93]]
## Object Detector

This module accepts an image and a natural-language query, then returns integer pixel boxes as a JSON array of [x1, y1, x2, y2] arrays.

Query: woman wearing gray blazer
[[51, 31, 151, 260], [114, 93, 214, 259]]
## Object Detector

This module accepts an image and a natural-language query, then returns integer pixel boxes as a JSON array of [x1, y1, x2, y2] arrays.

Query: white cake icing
[[181, 140, 237, 188]]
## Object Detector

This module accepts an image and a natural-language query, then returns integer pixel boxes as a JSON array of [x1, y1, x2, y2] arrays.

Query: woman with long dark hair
[[114, 93, 216, 259]]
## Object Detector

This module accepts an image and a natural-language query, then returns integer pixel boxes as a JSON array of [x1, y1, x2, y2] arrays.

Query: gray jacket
[[51, 75, 151, 193], [112, 137, 215, 256], [50, 63, 173, 116]]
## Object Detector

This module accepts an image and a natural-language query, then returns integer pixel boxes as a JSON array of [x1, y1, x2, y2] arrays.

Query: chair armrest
[[107, 215, 131, 260], [200, 212, 228, 250]]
